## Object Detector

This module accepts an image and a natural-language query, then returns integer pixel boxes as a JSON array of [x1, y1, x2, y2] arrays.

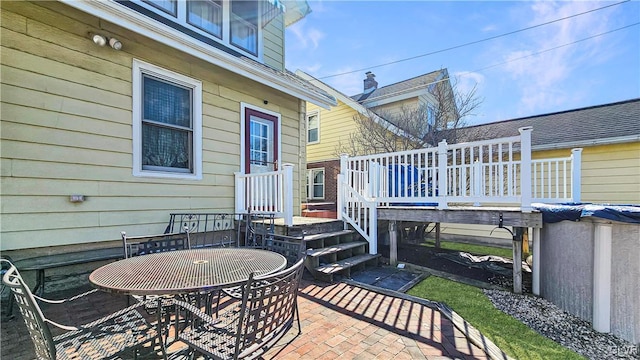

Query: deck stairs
[[274, 218, 380, 282]]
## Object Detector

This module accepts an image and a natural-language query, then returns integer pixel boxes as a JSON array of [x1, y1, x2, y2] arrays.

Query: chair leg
[[295, 302, 301, 333]]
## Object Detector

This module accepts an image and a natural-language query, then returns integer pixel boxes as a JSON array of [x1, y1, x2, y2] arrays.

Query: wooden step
[[314, 253, 380, 276], [306, 241, 367, 258], [304, 230, 355, 242]]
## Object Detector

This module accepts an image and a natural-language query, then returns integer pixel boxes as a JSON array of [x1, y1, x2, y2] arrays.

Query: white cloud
[[482, 24, 497, 32], [288, 22, 325, 50], [325, 69, 363, 96], [500, 1, 615, 114], [454, 71, 485, 95]]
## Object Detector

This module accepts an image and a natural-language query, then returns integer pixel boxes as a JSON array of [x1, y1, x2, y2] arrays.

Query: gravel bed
[[484, 289, 639, 359]]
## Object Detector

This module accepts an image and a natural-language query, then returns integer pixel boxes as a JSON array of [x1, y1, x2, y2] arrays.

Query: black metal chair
[[1, 259, 161, 360], [121, 230, 191, 311], [170, 257, 306, 360], [214, 233, 306, 315]]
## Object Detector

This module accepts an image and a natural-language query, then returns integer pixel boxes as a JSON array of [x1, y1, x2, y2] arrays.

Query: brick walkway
[[2, 278, 494, 360]]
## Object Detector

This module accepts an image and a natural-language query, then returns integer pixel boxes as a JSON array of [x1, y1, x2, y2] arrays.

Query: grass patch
[[423, 239, 514, 259], [408, 276, 583, 360]]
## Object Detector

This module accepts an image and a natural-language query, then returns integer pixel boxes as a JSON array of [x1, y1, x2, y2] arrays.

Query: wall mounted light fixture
[[91, 33, 107, 47], [108, 37, 122, 50], [89, 32, 122, 51]]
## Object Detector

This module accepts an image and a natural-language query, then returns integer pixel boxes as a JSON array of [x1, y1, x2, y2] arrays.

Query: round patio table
[[89, 248, 287, 296]]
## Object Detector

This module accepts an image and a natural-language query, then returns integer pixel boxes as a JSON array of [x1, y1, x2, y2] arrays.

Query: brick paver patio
[[1, 277, 497, 359]]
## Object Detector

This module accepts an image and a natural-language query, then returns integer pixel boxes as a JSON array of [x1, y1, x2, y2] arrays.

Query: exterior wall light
[[108, 37, 122, 51], [91, 33, 107, 47], [90, 32, 122, 51]]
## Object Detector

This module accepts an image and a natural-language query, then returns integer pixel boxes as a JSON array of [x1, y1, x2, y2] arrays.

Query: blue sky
[[285, 1, 640, 125]]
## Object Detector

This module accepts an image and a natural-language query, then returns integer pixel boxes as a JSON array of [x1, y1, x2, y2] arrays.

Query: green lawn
[[408, 276, 584, 360], [422, 239, 515, 259]]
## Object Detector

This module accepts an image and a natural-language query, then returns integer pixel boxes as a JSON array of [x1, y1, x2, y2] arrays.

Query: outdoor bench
[[3, 247, 124, 318], [12, 247, 124, 296]]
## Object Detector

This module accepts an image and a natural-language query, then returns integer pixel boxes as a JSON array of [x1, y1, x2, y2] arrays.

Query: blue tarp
[[532, 203, 640, 224], [388, 164, 437, 207]]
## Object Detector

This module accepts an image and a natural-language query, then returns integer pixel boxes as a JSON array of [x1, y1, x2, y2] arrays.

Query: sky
[[284, 0, 640, 125]]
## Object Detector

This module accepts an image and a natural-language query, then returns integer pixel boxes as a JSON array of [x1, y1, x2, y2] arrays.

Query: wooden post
[[389, 220, 398, 266], [513, 227, 523, 294], [435, 222, 441, 248]]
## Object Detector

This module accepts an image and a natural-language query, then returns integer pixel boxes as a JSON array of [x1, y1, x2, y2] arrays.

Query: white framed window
[[132, 59, 202, 180], [134, 0, 261, 58], [307, 110, 319, 144], [427, 104, 436, 127], [307, 168, 325, 200]]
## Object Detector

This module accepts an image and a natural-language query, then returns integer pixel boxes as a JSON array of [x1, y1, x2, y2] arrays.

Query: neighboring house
[[436, 98, 640, 243], [297, 69, 455, 216], [0, 0, 336, 252]]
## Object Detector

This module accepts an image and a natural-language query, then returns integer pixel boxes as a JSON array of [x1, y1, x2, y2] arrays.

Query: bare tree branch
[[335, 74, 483, 156]]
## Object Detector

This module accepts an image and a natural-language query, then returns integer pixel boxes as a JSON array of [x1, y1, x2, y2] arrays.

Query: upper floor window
[[136, 0, 260, 57], [427, 104, 436, 127], [307, 111, 319, 144], [133, 59, 203, 180]]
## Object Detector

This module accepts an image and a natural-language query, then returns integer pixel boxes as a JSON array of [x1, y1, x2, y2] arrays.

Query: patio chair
[[214, 233, 306, 315], [121, 230, 191, 311], [170, 257, 305, 360], [1, 259, 161, 360]]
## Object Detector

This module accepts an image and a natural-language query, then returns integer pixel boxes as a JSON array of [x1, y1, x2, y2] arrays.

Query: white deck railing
[[235, 164, 294, 226], [339, 127, 583, 252]]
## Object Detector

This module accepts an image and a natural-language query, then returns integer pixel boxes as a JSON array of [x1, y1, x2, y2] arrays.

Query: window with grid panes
[[307, 111, 319, 144], [133, 60, 202, 179]]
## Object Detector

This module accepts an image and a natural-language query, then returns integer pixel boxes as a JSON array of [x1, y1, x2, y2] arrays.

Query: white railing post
[[437, 140, 448, 209], [369, 206, 377, 254], [338, 154, 349, 223], [472, 160, 482, 205], [282, 163, 294, 226], [519, 127, 533, 212], [337, 174, 345, 222], [571, 148, 583, 203], [234, 172, 245, 214]]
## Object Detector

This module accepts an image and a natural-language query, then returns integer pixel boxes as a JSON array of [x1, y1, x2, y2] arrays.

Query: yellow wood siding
[[373, 98, 419, 118], [306, 101, 361, 162], [262, 15, 285, 71], [0, 1, 303, 250], [534, 143, 640, 204]]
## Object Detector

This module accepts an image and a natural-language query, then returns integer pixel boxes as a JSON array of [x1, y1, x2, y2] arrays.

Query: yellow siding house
[[297, 69, 452, 216], [1, 0, 336, 253], [438, 98, 640, 243]]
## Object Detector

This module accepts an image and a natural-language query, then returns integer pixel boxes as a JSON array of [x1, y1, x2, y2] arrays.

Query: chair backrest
[[235, 257, 305, 358], [261, 234, 306, 266], [121, 231, 191, 258], [1, 260, 56, 360]]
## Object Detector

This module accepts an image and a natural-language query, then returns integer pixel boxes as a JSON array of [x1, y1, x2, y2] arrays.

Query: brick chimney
[[363, 71, 378, 94]]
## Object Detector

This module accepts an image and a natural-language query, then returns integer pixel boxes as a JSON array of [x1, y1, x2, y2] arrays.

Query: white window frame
[[306, 110, 320, 144], [132, 59, 203, 180], [308, 168, 325, 200], [134, 0, 262, 60]]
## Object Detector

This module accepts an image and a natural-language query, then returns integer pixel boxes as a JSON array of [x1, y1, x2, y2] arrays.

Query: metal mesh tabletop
[[89, 248, 287, 296]]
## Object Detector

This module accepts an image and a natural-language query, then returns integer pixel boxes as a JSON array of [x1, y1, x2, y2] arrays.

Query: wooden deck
[[377, 206, 543, 228]]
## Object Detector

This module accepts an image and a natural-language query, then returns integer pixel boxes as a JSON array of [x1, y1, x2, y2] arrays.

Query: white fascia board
[[62, 0, 334, 109], [532, 135, 640, 151], [295, 70, 410, 138]]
